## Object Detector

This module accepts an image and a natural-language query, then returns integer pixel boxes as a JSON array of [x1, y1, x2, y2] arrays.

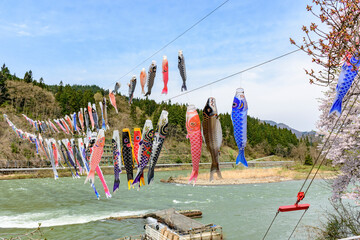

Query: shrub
[[11, 142, 19, 153], [310, 200, 360, 240], [304, 154, 313, 165], [22, 148, 34, 160]]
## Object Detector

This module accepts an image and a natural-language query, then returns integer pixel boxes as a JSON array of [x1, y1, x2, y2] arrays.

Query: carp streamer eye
[[124, 138, 128, 143], [232, 102, 238, 108], [136, 136, 140, 140]]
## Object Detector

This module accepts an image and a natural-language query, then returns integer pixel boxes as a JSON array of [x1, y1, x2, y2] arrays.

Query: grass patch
[[178, 165, 339, 183], [287, 163, 340, 173]]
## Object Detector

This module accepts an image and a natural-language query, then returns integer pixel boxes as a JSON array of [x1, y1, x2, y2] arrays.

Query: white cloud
[[17, 30, 31, 36], [0, 21, 59, 38], [13, 23, 27, 29]]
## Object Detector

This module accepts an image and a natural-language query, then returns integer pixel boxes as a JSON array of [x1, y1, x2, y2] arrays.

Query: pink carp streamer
[[87, 103, 95, 130], [109, 91, 118, 113], [84, 130, 111, 198], [133, 128, 142, 166], [96, 166, 111, 198], [186, 105, 202, 185], [140, 68, 146, 95], [162, 56, 168, 94], [84, 130, 105, 184]]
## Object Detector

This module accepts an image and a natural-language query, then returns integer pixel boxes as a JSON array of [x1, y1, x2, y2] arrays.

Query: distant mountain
[[262, 120, 316, 138]]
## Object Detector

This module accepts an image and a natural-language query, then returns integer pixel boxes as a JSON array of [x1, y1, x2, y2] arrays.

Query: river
[[0, 169, 332, 239]]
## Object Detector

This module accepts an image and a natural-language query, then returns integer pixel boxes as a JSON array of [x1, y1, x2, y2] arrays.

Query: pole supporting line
[[166, 48, 301, 101], [117, 0, 229, 82]]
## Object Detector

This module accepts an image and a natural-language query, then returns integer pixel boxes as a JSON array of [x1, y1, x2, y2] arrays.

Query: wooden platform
[[116, 209, 223, 240], [108, 209, 202, 221], [147, 209, 205, 233]]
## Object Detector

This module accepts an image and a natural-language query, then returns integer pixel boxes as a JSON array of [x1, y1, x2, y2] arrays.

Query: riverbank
[[0, 162, 339, 183], [0, 164, 206, 180], [0, 155, 296, 180], [161, 166, 338, 185]]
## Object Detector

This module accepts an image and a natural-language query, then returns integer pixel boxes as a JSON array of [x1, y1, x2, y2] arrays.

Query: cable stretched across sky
[[166, 48, 302, 101], [116, 0, 229, 82]]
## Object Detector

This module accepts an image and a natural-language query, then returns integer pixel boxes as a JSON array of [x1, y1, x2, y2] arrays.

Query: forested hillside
[[0, 65, 315, 165]]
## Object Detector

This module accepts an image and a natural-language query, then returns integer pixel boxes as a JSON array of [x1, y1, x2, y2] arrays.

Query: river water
[[0, 169, 332, 239]]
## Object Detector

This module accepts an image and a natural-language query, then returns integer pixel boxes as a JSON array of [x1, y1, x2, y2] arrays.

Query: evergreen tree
[[55, 81, 64, 103], [82, 90, 94, 107], [130, 104, 136, 122], [304, 154, 313, 166], [1, 63, 10, 77], [152, 107, 162, 126], [24, 70, 33, 83], [139, 112, 147, 127], [0, 73, 9, 105], [39, 77, 45, 88]]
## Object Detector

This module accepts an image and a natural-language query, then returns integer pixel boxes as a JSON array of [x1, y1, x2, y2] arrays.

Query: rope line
[[166, 48, 301, 101], [286, 78, 360, 238], [304, 90, 360, 195], [298, 76, 360, 194], [262, 211, 279, 240], [287, 209, 308, 240], [262, 76, 360, 240], [116, 0, 229, 82]]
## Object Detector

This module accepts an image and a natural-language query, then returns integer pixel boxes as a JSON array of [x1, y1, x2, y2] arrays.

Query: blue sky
[[0, 0, 324, 131]]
